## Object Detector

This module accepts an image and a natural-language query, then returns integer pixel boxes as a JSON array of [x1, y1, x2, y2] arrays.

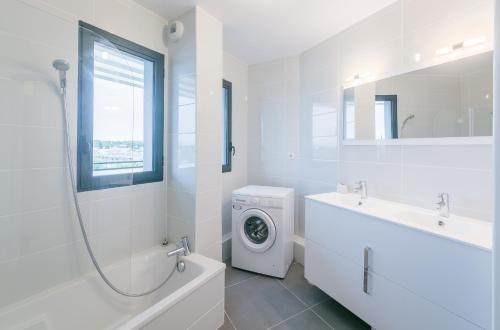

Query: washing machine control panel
[[232, 196, 259, 206], [232, 195, 283, 208], [259, 198, 282, 208]]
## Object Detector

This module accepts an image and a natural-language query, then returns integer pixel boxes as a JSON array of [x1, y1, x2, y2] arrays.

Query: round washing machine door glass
[[239, 208, 276, 253]]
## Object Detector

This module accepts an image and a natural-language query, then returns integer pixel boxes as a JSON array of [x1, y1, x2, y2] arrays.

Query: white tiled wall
[[167, 8, 197, 246], [195, 8, 223, 261], [167, 7, 224, 261], [248, 0, 494, 239], [0, 0, 169, 308], [247, 57, 302, 233]]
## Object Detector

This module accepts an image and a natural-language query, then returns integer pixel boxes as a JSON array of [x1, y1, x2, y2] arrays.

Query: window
[[375, 95, 398, 139], [222, 79, 233, 173], [343, 88, 356, 139], [77, 22, 164, 191]]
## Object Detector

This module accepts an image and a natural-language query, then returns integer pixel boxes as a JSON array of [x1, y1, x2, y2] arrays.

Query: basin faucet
[[354, 181, 368, 200], [167, 236, 191, 257], [436, 193, 450, 218]]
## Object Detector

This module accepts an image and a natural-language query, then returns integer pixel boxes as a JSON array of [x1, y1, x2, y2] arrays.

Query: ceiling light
[[345, 75, 356, 82], [358, 72, 371, 79], [463, 36, 486, 48], [345, 72, 371, 83], [435, 36, 486, 56], [414, 53, 421, 62], [435, 46, 453, 56]]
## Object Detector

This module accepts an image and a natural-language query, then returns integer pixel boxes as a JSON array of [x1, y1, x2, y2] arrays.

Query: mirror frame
[[341, 48, 493, 146]]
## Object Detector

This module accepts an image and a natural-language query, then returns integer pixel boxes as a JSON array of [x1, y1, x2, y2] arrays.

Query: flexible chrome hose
[[59, 85, 176, 297]]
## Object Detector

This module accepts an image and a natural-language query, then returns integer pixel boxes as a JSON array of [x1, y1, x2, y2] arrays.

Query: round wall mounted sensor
[[168, 21, 184, 43]]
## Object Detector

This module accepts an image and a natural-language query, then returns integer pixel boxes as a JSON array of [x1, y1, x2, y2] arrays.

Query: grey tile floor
[[220, 260, 370, 330]]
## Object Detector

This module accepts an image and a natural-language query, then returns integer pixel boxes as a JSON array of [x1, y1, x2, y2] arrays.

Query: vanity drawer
[[306, 240, 482, 330], [305, 199, 491, 329]]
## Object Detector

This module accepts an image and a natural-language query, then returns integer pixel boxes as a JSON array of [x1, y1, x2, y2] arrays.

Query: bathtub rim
[[116, 253, 225, 330], [0, 246, 225, 330]]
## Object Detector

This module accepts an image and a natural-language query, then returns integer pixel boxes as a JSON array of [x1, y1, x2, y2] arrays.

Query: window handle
[[231, 145, 236, 157]]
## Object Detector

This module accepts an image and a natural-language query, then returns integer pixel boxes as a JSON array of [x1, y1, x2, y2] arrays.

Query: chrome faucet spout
[[436, 193, 450, 218], [354, 181, 368, 200]]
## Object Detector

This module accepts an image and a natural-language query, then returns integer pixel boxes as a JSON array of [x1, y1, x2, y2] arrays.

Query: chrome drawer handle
[[363, 247, 372, 295]]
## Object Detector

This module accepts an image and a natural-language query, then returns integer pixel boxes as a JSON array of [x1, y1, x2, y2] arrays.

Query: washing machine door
[[238, 208, 276, 253]]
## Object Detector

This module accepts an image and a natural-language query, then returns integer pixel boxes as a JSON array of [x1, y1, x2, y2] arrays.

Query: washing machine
[[231, 185, 294, 278]]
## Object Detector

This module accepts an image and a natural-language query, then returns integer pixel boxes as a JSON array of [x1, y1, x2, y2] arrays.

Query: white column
[[493, 0, 500, 328], [194, 7, 223, 261]]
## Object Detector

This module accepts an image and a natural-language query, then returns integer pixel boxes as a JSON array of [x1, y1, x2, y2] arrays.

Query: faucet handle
[[354, 180, 365, 188], [437, 192, 449, 200], [180, 236, 191, 256]]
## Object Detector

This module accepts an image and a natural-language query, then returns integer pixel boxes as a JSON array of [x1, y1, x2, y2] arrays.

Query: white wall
[[167, 7, 224, 261], [222, 52, 248, 240], [195, 8, 223, 260], [0, 0, 169, 308], [167, 9, 197, 246], [247, 57, 302, 232], [492, 1, 499, 328], [248, 0, 494, 239]]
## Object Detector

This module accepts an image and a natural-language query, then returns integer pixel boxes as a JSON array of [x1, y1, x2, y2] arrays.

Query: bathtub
[[0, 246, 226, 330]]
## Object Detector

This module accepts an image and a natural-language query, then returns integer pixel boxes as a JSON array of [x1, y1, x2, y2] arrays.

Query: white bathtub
[[0, 246, 226, 330]]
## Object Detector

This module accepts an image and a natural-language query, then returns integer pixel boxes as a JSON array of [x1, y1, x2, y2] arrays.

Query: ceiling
[[135, 0, 397, 65]]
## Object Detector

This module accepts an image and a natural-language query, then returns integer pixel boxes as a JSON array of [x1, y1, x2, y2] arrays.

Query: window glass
[[222, 80, 232, 172], [92, 42, 154, 176]]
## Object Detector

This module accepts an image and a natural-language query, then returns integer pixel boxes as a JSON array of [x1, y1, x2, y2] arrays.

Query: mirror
[[343, 51, 493, 141]]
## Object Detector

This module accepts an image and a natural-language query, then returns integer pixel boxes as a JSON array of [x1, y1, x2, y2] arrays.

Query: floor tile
[[225, 276, 307, 330], [218, 312, 235, 330], [312, 298, 370, 330], [270, 310, 331, 330], [225, 259, 258, 287], [280, 263, 329, 306]]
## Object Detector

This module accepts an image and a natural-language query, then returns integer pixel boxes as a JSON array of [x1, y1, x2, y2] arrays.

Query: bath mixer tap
[[436, 193, 450, 218], [354, 181, 368, 200], [167, 236, 191, 257]]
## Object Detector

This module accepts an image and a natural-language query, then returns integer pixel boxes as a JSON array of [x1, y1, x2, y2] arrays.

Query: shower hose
[[58, 76, 176, 297]]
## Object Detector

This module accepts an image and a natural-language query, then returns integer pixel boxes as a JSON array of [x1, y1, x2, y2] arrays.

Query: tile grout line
[[275, 279, 334, 330], [225, 274, 260, 289], [267, 307, 310, 330], [275, 278, 308, 307], [266, 300, 331, 330], [309, 308, 335, 330], [224, 310, 237, 330], [225, 264, 334, 330]]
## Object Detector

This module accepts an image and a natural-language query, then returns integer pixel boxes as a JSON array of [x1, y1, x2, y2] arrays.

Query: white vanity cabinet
[[304, 194, 492, 330]]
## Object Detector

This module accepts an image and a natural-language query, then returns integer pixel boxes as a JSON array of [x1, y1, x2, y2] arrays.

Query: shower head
[[52, 59, 70, 90], [52, 59, 70, 71]]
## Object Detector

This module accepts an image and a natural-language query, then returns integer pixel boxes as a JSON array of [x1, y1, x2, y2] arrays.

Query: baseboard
[[293, 235, 305, 265], [222, 234, 231, 261]]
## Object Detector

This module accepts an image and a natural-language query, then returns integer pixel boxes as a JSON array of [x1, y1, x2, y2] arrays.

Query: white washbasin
[[306, 192, 492, 250]]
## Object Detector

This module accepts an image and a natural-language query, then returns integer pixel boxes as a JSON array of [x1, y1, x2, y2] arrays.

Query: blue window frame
[[77, 21, 164, 191], [222, 79, 233, 173], [375, 95, 398, 139]]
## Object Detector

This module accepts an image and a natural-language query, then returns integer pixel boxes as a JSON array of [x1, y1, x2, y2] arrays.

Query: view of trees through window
[[92, 42, 152, 176]]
